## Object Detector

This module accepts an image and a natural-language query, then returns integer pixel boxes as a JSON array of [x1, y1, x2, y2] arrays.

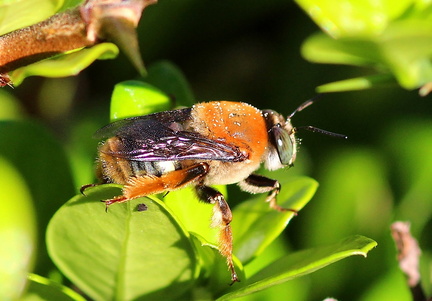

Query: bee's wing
[[95, 111, 247, 162], [94, 108, 193, 139]]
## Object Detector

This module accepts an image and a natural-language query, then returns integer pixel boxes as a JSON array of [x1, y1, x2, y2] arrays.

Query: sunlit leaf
[[217, 235, 377, 300], [316, 75, 396, 92], [20, 273, 86, 301], [295, 0, 413, 38], [164, 187, 222, 246], [0, 157, 35, 301], [46, 185, 198, 300], [10, 43, 119, 86], [299, 2, 432, 91], [232, 177, 318, 264], [110, 80, 171, 121], [301, 33, 381, 67], [0, 0, 64, 35]]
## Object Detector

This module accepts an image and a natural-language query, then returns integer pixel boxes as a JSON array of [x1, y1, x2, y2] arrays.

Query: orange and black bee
[[83, 100, 345, 283]]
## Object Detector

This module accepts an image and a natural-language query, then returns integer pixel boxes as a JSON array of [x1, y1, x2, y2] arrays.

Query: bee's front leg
[[195, 185, 239, 284], [239, 174, 297, 214]]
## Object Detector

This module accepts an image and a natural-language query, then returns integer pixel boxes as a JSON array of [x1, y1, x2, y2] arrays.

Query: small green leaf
[[301, 33, 382, 67], [232, 177, 318, 264], [163, 187, 221, 246], [110, 80, 171, 121], [46, 185, 198, 300], [217, 235, 377, 300], [20, 273, 86, 301], [0, 0, 64, 35], [0, 157, 35, 301], [316, 74, 397, 93], [10, 43, 119, 86], [145, 61, 195, 107]]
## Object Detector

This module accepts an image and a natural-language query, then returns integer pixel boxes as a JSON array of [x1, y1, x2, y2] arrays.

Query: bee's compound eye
[[272, 126, 295, 166]]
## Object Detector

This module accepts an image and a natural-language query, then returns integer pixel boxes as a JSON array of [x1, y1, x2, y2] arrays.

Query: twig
[[390, 221, 428, 301]]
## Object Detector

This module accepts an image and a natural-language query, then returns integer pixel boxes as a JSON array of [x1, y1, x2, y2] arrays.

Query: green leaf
[[299, 3, 432, 91], [110, 80, 171, 121], [301, 33, 383, 67], [295, 0, 412, 38], [59, 0, 83, 12], [232, 177, 318, 264], [109, 61, 195, 121], [0, 0, 64, 35], [20, 273, 86, 301], [0, 156, 35, 301], [190, 233, 245, 293], [10, 43, 119, 86], [0, 121, 75, 275], [46, 185, 198, 301], [163, 187, 221, 246], [316, 75, 397, 93], [145, 61, 195, 107], [163, 187, 252, 289], [217, 235, 377, 300]]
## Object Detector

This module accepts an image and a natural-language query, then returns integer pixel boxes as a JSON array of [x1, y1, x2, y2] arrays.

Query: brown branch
[[0, 0, 157, 82], [0, 9, 90, 74]]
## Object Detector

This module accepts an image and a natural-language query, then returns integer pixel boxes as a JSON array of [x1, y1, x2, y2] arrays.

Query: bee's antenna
[[288, 94, 347, 139], [296, 125, 348, 139], [288, 94, 323, 120]]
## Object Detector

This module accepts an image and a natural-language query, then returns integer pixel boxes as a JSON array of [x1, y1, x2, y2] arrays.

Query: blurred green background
[[2, 0, 432, 300]]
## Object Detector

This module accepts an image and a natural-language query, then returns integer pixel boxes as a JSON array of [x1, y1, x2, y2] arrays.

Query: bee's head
[[262, 97, 347, 171], [262, 110, 297, 170]]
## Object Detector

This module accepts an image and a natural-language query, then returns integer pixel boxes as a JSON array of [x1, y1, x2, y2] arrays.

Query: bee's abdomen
[[97, 137, 182, 184]]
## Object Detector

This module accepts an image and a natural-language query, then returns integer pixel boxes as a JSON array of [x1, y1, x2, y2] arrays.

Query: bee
[[83, 100, 345, 284]]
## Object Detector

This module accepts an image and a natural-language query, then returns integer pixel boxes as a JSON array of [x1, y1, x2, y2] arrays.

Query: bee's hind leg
[[103, 162, 210, 209], [195, 185, 239, 284]]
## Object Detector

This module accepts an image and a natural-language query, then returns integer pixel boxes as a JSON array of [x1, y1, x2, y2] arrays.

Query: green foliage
[[0, 157, 35, 301], [47, 188, 198, 300], [5, 1, 432, 300], [10, 43, 119, 86], [1, 0, 119, 85], [21, 274, 86, 301], [43, 63, 374, 300], [0, 0, 64, 35], [296, 0, 432, 92], [1, 61, 377, 300]]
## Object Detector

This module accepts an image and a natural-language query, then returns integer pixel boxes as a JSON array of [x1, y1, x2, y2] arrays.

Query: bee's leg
[[239, 174, 297, 214], [104, 162, 210, 207], [195, 185, 239, 284], [80, 183, 98, 195]]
